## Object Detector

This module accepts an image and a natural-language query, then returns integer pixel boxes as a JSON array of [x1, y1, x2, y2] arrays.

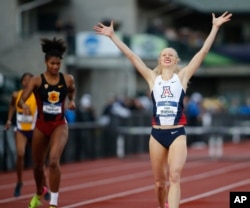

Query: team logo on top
[[161, 86, 173, 98], [44, 84, 49, 89], [48, 91, 60, 104]]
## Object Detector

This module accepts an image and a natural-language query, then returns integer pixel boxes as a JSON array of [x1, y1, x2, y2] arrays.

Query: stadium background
[[0, 0, 250, 169]]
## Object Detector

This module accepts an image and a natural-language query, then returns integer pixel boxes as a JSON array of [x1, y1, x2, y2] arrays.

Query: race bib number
[[156, 101, 177, 117], [43, 102, 62, 114], [16, 113, 33, 123]]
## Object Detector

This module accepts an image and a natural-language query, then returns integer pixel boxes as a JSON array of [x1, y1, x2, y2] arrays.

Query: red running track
[[1, 140, 250, 208]]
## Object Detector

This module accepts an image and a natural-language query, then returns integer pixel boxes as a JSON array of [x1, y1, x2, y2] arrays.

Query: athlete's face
[[46, 56, 61, 75], [159, 48, 179, 68], [21, 75, 32, 89]]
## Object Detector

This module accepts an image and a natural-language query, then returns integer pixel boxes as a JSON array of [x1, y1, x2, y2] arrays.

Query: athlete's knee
[[169, 169, 181, 184], [33, 163, 44, 172], [48, 157, 60, 170], [154, 178, 166, 191], [16, 147, 26, 157]]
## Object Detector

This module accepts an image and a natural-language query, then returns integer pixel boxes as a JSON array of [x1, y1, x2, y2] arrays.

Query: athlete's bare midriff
[[152, 124, 184, 129]]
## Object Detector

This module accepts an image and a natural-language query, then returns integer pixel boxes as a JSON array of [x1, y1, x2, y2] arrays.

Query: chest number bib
[[43, 102, 62, 114], [17, 113, 33, 123], [156, 101, 177, 117]]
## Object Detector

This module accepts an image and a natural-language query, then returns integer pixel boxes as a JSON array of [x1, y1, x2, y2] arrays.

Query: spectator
[[185, 92, 203, 145], [65, 107, 76, 123], [239, 97, 250, 115], [186, 92, 203, 126], [76, 94, 96, 122], [228, 97, 240, 115], [146, 18, 164, 36], [135, 91, 153, 111]]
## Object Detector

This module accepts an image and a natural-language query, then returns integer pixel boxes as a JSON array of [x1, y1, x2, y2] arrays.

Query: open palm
[[212, 11, 232, 27], [93, 21, 114, 37]]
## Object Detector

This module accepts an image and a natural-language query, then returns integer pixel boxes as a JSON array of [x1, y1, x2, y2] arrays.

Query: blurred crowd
[[65, 91, 153, 124], [146, 17, 206, 51]]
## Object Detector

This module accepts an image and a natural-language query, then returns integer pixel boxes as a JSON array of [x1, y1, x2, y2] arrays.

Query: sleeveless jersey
[[151, 74, 187, 125], [35, 73, 68, 122], [15, 90, 37, 131]]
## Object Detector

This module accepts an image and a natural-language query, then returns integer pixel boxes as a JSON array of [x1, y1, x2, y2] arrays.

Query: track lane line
[[60, 178, 250, 208], [180, 178, 250, 204], [0, 162, 248, 204], [0, 159, 205, 190]]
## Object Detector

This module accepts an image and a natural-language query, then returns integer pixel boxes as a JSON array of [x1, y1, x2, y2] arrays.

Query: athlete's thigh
[[15, 131, 27, 155], [168, 135, 187, 172], [149, 135, 168, 179], [49, 124, 69, 159], [32, 128, 50, 164]]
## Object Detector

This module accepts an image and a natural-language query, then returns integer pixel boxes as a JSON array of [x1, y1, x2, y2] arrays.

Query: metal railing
[[116, 125, 250, 159], [1, 113, 250, 171]]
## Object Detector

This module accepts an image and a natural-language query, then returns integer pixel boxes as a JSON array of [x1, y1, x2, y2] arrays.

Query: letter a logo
[[161, 86, 173, 98]]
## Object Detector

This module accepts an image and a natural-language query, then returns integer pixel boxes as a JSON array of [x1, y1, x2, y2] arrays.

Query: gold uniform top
[[15, 90, 37, 131]]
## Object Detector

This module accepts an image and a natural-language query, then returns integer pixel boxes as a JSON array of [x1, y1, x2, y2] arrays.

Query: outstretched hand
[[93, 20, 114, 37], [212, 11, 232, 28]]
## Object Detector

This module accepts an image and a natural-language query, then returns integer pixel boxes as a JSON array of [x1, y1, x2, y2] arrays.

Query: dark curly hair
[[41, 37, 67, 60], [20, 72, 33, 82]]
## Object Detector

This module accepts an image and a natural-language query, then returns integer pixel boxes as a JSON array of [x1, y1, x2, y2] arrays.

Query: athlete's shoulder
[[29, 74, 41, 82], [63, 73, 74, 83], [30, 74, 42, 87], [62, 72, 74, 79], [12, 90, 20, 99]]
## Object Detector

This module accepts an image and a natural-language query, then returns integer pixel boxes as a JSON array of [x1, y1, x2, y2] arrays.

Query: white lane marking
[[180, 178, 250, 204], [57, 162, 248, 207], [1, 162, 248, 205], [60, 178, 250, 208], [0, 159, 204, 189]]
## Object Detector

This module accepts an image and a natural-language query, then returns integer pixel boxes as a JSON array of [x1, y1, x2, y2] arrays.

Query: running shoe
[[28, 195, 41, 208], [14, 182, 23, 197], [43, 186, 50, 200]]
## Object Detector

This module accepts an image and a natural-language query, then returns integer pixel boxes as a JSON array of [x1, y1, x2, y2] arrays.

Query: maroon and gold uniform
[[35, 73, 68, 136]]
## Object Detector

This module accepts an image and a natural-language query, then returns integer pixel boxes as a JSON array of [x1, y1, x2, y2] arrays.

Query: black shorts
[[151, 126, 186, 148], [15, 128, 33, 144]]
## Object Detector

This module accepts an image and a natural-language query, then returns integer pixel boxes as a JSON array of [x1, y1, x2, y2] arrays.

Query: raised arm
[[180, 12, 232, 85], [93, 20, 155, 85]]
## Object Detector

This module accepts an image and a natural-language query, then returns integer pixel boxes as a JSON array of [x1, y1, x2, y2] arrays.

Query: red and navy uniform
[[34, 73, 68, 136], [151, 74, 187, 125]]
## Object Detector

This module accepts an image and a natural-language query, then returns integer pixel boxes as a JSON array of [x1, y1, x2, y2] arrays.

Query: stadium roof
[[173, 0, 250, 13]]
